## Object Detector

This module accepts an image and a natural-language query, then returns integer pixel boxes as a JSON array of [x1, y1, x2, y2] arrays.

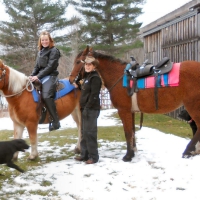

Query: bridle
[[0, 67, 6, 83]]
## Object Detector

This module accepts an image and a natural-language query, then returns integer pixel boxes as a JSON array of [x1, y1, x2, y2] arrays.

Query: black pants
[[80, 109, 100, 162], [41, 76, 57, 99]]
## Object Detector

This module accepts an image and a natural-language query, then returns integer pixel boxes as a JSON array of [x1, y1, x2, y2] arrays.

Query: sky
[[0, 0, 192, 27], [137, 0, 192, 27], [0, 109, 200, 200]]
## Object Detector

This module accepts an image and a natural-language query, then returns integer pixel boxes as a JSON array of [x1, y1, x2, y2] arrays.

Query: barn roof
[[139, 0, 200, 37]]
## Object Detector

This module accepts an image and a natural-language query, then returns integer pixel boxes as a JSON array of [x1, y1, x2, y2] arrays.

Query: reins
[[0, 78, 34, 98], [101, 73, 124, 97]]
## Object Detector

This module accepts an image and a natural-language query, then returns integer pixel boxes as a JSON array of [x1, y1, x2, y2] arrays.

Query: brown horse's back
[[137, 61, 200, 115], [70, 46, 200, 160]]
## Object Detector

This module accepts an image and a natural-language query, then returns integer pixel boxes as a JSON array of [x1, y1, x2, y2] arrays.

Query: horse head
[[69, 45, 92, 84]]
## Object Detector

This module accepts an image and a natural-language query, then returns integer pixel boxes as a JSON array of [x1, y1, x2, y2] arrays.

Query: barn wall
[[139, 1, 200, 118], [142, 9, 200, 63], [162, 13, 200, 62]]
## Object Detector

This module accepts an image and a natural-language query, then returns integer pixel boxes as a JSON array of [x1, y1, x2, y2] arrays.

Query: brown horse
[[69, 46, 200, 162], [0, 60, 81, 160]]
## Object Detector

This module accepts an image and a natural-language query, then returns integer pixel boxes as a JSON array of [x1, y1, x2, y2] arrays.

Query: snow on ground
[[0, 109, 199, 200]]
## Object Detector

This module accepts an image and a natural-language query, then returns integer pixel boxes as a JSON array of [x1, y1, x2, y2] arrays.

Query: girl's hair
[[91, 60, 105, 88], [91, 59, 99, 69], [37, 31, 55, 50]]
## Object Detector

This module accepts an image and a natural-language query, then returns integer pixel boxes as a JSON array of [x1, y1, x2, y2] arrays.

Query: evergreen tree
[[0, 0, 71, 70], [70, 0, 145, 57]]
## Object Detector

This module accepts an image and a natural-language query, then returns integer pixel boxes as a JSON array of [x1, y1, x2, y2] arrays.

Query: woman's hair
[[37, 31, 55, 50]]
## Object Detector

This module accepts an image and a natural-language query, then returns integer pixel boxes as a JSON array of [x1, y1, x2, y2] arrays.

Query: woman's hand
[[29, 76, 38, 82]]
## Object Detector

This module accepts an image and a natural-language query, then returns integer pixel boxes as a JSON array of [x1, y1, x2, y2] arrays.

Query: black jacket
[[80, 71, 102, 110], [31, 46, 60, 79]]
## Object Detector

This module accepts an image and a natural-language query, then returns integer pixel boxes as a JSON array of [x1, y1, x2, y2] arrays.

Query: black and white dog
[[178, 109, 197, 136], [0, 139, 29, 173]]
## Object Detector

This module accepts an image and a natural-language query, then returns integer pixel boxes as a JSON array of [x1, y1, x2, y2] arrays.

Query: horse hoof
[[182, 154, 192, 158], [122, 153, 134, 162], [122, 150, 135, 162], [12, 157, 18, 162], [28, 155, 38, 160], [122, 156, 132, 162]]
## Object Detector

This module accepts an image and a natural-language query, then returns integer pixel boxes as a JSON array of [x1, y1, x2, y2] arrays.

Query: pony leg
[[71, 105, 81, 154], [13, 121, 25, 160], [118, 110, 135, 161], [26, 125, 38, 160]]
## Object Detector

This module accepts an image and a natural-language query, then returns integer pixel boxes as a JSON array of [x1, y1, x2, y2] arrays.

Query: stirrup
[[49, 122, 61, 131]]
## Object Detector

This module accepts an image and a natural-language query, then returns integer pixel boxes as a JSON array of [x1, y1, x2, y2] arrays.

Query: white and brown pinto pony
[[0, 59, 81, 160]]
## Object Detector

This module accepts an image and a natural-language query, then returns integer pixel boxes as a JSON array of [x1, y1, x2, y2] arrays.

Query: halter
[[69, 60, 85, 83]]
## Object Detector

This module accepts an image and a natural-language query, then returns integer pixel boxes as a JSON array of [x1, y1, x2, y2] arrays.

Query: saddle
[[125, 57, 173, 109], [128, 57, 172, 79], [33, 79, 65, 91]]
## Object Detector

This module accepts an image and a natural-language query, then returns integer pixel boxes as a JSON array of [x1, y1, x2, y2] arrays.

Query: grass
[[0, 111, 192, 197], [111, 112, 193, 139]]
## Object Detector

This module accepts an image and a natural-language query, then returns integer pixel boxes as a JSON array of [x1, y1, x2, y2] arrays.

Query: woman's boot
[[44, 98, 60, 131]]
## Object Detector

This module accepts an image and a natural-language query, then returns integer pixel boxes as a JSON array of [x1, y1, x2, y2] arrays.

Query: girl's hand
[[73, 83, 78, 88]]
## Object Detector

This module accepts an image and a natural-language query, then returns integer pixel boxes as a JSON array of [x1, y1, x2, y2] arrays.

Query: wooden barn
[[139, 0, 200, 64], [139, 0, 200, 118]]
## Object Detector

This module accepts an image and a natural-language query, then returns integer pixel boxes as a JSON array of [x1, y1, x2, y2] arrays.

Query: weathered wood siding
[[140, 1, 200, 118], [162, 14, 200, 62], [142, 11, 200, 63]]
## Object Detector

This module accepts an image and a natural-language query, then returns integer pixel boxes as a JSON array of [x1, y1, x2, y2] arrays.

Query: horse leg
[[132, 113, 137, 152], [26, 124, 38, 160], [118, 110, 135, 161], [71, 105, 81, 154], [13, 121, 25, 161], [182, 128, 200, 157]]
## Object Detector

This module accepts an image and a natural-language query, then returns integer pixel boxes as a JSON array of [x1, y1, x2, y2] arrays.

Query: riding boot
[[44, 98, 60, 131]]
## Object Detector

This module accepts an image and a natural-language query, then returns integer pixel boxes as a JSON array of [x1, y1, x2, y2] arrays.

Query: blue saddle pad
[[32, 79, 75, 102]]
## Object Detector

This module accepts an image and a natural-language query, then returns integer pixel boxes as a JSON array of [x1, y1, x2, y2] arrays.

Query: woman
[[29, 31, 61, 131], [74, 56, 102, 164]]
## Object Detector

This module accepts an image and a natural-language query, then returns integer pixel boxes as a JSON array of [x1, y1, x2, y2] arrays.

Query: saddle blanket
[[137, 63, 180, 89], [32, 79, 75, 102]]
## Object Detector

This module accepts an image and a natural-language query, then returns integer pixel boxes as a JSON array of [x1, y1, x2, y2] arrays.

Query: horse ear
[[89, 47, 93, 52], [88, 47, 93, 56], [82, 45, 90, 56], [0, 59, 3, 67]]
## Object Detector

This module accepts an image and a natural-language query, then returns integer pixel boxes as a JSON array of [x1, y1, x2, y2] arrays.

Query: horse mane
[[93, 51, 127, 65], [8, 66, 28, 93], [77, 50, 127, 65]]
